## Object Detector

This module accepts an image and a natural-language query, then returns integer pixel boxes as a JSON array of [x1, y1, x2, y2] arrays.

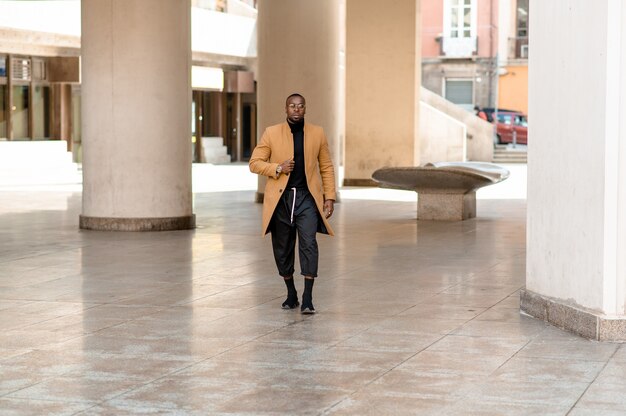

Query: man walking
[[249, 93, 336, 314]]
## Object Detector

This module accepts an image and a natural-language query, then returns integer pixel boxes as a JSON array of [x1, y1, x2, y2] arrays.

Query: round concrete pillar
[[80, 0, 193, 231], [255, 0, 342, 201]]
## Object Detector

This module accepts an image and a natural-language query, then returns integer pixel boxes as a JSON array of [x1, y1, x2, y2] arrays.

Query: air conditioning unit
[[520, 44, 529, 59]]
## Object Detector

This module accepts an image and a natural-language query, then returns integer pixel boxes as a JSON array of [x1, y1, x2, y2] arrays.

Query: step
[[0, 141, 81, 185], [200, 137, 231, 164], [0, 141, 73, 168]]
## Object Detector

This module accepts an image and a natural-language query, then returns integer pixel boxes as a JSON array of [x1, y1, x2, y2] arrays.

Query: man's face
[[285, 95, 306, 123]]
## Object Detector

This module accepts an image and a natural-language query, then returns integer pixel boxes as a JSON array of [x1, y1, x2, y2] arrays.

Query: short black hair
[[286, 93, 305, 105]]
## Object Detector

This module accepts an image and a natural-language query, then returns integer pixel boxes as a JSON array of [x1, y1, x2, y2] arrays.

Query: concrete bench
[[371, 162, 510, 220]]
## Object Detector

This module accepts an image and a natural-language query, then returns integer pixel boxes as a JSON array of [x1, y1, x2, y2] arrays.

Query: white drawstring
[[290, 187, 297, 224]]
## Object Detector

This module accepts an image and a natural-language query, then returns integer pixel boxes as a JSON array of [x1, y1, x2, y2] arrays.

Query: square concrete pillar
[[524, 0, 626, 341]]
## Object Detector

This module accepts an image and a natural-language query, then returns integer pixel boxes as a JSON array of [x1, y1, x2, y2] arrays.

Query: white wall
[[0, 0, 80, 36], [497, 0, 511, 62], [420, 87, 494, 162], [0, 1, 256, 59], [527, 0, 626, 315], [191, 7, 256, 57], [419, 102, 465, 164]]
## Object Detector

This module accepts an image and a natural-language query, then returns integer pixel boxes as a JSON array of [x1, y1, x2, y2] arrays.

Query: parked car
[[481, 108, 528, 145], [495, 111, 527, 145]]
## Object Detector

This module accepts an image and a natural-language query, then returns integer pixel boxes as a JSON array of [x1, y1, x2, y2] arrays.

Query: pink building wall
[[476, 0, 498, 58], [421, 0, 444, 57], [421, 0, 498, 58]]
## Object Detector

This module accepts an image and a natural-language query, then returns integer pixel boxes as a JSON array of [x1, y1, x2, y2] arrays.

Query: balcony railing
[[442, 36, 478, 58], [192, 0, 257, 12], [508, 37, 528, 59]]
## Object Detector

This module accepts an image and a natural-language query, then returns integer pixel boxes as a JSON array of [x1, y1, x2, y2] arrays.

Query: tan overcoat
[[249, 122, 336, 237]]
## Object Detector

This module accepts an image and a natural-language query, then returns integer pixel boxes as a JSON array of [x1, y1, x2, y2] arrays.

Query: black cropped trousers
[[270, 187, 319, 278]]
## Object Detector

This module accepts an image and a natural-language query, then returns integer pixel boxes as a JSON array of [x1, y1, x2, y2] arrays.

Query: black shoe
[[282, 291, 299, 309], [300, 300, 316, 314], [301, 278, 316, 314]]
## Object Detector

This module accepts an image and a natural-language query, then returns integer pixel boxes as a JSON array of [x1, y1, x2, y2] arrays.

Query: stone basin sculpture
[[371, 162, 510, 220]]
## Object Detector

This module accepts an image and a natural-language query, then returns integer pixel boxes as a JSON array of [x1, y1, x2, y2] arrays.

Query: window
[[0, 56, 6, 77], [517, 0, 528, 38], [444, 79, 473, 111], [497, 114, 513, 125], [443, 0, 477, 57], [450, 0, 472, 38]]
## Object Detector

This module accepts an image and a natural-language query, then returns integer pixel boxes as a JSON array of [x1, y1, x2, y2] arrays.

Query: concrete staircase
[[0, 141, 81, 186], [200, 137, 231, 164], [493, 144, 527, 164]]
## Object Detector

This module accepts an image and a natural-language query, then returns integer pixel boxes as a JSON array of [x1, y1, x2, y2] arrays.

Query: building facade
[[0, 0, 258, 163], [421, 0, 529, 116], [421, 0, 499, 112], [498, 0, 528, 114]]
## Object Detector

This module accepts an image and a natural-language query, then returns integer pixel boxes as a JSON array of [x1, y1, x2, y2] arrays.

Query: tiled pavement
[[0, 165, 624, 415]]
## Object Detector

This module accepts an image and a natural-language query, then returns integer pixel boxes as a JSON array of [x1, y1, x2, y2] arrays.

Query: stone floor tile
[[568, 408, 626, 416], [491, 356, 606, 383], [426, 334, 530, 356], [440, 400, 570, 416], [594, 359, 626, 385], [398, 304, 487, 320], [517, 338, 620, 361], [463, 379, 589, 407], [575, 382, 626, 412], [215, 386, 349, 415], [611, 344, 626, 361], [451, 319, 548, 339], [0, 397, 93, 416], [325, 393, 459, 416], [359, 368, 481, 399], [6, 375, 140, 404], [474, 306, 526, 322], [0, 166, 622, 415], [333, 328, 442, 353], [400, 350, 512, 376]]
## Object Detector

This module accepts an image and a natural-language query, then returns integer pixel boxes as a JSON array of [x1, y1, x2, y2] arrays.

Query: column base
[[520, 289, 626, 341], [418, 192, 476, 221], [343, 178, 378, 187], [79, 214, 195, 231]]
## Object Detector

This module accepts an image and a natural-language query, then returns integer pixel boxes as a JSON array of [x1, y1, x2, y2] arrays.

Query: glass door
[[11, 84, 29, 140], [0, 56, 5, 139], [0, 84, 7, 139], [32, 84, 50, 140]]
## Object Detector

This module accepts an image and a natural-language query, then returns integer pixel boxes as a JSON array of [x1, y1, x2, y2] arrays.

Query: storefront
[[0, 54, 78, 145]]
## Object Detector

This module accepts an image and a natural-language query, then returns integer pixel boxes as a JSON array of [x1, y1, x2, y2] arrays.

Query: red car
[[494, 111, 528, 145]]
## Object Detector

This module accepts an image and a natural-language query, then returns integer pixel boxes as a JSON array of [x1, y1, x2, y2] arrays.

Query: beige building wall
[[345, 0, 421, 184], [255, 0, 342, 199]]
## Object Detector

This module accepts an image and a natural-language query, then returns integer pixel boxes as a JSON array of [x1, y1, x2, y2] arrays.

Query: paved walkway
[[0, 164, 624, 415]]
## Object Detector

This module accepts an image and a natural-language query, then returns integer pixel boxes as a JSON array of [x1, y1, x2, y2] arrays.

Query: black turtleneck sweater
[[286, 119, 308, 190]]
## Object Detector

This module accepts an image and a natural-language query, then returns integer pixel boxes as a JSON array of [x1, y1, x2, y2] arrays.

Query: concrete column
[[344, 0, 421, 185], [80, 0, 193, 231], [255, 0, 342, 201], [522, 0, 626, 340]]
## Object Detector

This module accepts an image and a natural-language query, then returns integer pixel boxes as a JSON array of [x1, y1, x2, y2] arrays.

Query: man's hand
[[279, 158, 295, 174], [324, 199, 335, 219]]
